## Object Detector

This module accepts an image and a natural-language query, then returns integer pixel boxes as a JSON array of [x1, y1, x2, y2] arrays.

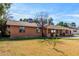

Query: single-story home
[[69, 27, 79, 35], [6, 21, 73, 38]]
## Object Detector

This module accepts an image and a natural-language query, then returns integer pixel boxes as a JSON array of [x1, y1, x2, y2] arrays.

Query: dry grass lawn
[[0, 38, 79, 56]]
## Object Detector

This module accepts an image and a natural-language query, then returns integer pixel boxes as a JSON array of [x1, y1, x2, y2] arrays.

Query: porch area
[[45, 25, 72, 37]]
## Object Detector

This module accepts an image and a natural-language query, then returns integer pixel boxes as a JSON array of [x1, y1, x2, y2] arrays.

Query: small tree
[[57, 21, 69, 27], [47, 17, 54, 25], [20, 18, 23, 21], [56, 21, 64, 26], [0, 3, 11, 36], [70, 22, 76, 28], [63, 22, 69, 27], [33, 18, 39, 23], [23, 18, 28, 22]]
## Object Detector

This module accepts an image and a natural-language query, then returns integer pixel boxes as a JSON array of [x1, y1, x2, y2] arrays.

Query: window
[[8, 25, 10, 28], [19, 26, 25, 32], [36, 28, 41, 33], [51, 30, 56, 33]]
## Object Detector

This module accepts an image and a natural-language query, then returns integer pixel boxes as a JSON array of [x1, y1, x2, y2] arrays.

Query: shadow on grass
[[53, 48, 68, 56], [38, 39, 67, 56]]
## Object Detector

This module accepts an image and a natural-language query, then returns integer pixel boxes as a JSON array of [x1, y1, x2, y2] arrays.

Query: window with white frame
[[19, 26, 25, 32], [36, 27, 41, 33]]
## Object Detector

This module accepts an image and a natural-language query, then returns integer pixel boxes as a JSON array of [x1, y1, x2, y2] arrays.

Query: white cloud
[[65, 14, 79, 17], [49, 14, 79, 23], [50, 14, 79, 20], [11, 12, 34, 20]]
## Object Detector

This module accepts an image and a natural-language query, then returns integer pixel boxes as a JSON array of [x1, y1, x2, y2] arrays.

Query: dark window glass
[[19, 26, 25, 32]]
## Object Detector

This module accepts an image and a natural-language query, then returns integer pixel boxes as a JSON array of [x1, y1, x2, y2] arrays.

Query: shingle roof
[[6, 21, 71, 30], [6, 21, 38, 27], [46, 25, 71, 30]]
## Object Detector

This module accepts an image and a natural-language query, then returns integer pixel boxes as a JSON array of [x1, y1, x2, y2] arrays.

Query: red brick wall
[[9, 25, 42, 38], [8, 25, 72, 38]]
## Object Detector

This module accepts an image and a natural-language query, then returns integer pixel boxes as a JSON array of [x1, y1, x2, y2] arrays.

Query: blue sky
[[9, 3, 79, 26]]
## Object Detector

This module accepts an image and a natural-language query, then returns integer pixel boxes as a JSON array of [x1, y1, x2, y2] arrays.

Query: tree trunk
[[0, 21, 7, 36], [41, 24, 44, 37], [41, 18, 44, 37]]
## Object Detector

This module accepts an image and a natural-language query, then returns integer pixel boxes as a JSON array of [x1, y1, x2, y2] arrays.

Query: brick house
[[6, 21, 72, 38]]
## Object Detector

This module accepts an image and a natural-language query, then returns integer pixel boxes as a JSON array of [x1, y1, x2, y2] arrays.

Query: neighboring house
[[70, 28, 79, 35], [6, 21, 72, 38], [76, 29, 79, 35]]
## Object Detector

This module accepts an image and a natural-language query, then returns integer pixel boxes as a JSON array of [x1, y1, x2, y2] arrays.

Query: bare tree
[[35, 11, 49, 37]]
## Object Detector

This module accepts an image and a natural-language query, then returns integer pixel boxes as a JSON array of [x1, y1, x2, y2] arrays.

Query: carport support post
[[46, 27, 48, 37], [46, 27, 51, 38]]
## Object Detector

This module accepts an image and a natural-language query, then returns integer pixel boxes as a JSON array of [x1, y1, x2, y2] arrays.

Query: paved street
[[61, 35, 79, 39]]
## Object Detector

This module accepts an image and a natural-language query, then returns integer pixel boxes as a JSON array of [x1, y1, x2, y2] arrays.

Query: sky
[[9, 3, 79, 26]]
